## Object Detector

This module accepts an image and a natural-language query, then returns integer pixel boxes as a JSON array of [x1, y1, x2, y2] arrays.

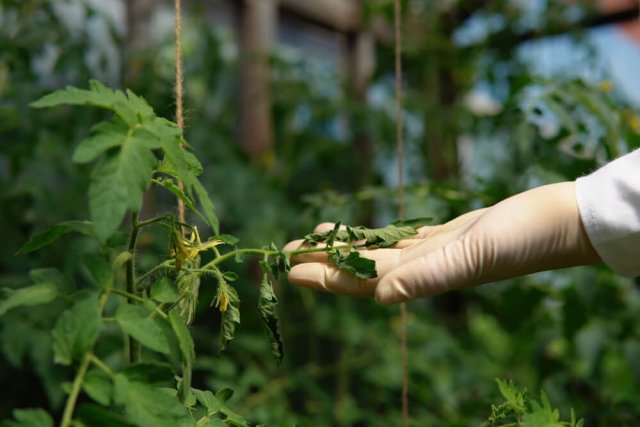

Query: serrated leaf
[[52, 297, 102, 365], [17, 220, 94, 255], [390, 217, 432, 229], [116, 305, 170, 355], [0, 283, 57, 316], [72, 118, 130, 163], [328, 251, 377, 279], [113, 375, 195, 427], [3, 408, 54, 427], [122, 362, 175, 386], [30, 80, 148, 126], [168, 310, 194, 403], [82, 369, 112, 405], [258, 276, 284, 363], [304, 221, 424, 248]]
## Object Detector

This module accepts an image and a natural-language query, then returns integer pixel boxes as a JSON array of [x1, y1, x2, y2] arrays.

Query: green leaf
[[73, 118, 130, 163], [304, 221, 425, 248], [122, 362, 175, 386], [52, 297, 102, 365], [258, 276, 284, 364], [192, 179, 219, 235], [168, 310, 195, 403], [153, 177, 205, 223], [192, 389, 248, 427], [0, 283, 57, 316], [82, 369, 112, 405], [89, 156, 128, 242], [390, 217, 432, 229], [16, 220, 94, 255], [30, 80, 151, 126], [215, 388, 233, 402], [2, 408, 54, 427], [83, 254, 112, 289], [113, 375, 195, 427], [116, 305, 170, 355], [328, 251, 377, 279], [76, 404, 135, 427], [151, 278, 179, 304]]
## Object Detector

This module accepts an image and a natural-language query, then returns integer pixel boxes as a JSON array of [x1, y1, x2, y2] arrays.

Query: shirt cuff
[[575, 149, 640, 277]]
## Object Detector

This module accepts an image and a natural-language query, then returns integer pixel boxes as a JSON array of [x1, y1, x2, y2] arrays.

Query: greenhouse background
[[1, 0, 640, 426]]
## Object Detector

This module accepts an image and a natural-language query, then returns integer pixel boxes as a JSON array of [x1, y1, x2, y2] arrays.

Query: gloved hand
[[285, 182, 601, 305]]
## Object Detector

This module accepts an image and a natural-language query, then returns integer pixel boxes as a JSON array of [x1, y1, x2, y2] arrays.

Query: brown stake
[[394, 0, 409, 425], [175, 0, 186, 228]]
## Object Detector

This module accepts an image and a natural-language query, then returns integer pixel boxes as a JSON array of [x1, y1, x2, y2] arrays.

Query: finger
[[288, 263, 376, 297], [314, 222, 344, 233]]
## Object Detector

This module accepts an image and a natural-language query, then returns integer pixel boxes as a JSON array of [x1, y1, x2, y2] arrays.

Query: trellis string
[[394, 0, 409, 425]]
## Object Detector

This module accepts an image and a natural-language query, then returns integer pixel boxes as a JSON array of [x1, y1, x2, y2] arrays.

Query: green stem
[[136, 214, 172, 229], [90, 354, 115, 378], [126, 213, 141, 363], [136, 260, 174, 289], [59, 352, 92, 427], [111, 288, 145, 303]]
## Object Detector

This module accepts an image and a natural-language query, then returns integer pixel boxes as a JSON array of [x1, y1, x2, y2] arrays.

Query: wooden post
[[239, 0, 277, 164]]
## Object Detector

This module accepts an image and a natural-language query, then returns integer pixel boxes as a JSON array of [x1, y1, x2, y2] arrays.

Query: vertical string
[[394, 0, 409, 425], [175, 0, 186, 227]]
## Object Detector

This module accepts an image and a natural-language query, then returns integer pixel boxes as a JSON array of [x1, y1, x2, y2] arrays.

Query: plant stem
[[59, 352, 92, 427], [126, 213, 141, 363], [136, 214, 171, 228], [136, 260, 174, 289], [111, 288, 145, 303], [90, 354, 115, 378]]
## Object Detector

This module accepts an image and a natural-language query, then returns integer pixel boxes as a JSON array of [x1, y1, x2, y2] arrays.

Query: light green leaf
[[113, 375, 195, 427], [116, 305, 170, 355], [82, 369, 112, 405], [3, 408, 54, 427], [168, 310, 195, 403], [16, 220, 94, 255], [52, 297, 102, 365], [258, 276, 283, 364], [0, 283, 57, 316]]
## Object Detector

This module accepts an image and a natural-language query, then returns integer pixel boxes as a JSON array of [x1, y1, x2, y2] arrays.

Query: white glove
[[285, 182, 601, 305]]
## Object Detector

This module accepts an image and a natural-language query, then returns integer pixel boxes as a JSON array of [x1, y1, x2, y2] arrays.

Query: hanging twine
[[393, 0, 409, 425], [175, 0, 186, 227]]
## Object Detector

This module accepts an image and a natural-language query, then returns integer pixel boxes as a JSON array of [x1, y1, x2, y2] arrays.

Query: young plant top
[[3, 81, 429, 427]]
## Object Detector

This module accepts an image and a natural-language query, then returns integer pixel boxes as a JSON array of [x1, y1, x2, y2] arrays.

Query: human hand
[[285, 182, 601, 305]]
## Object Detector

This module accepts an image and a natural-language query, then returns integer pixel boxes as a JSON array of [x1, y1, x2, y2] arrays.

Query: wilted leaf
[[258, 276, 283, 363], [328, 251, 377, 279]]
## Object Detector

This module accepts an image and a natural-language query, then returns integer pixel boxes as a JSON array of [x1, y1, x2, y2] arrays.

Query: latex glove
[[285, 182, 601, 305]]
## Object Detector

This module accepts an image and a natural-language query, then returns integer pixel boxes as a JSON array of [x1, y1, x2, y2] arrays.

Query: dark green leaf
[[217, 234, 239, 246], [52, 297, 102, 365], [192, 179, 219, 235], [16, 220, 94, 255], [258, 276, 284, 364], [328, 251, 377, 280], [215, 388, 234, 403], [2, 408, 53, 427], [113, 375, 195, 427], [76, 403, 135, 427], [82, 369, 112, 405], [122, 362, 175, 386], [116, 305, 170, 355], [304, 222, 421, 248], [0, 283, 57, 316]]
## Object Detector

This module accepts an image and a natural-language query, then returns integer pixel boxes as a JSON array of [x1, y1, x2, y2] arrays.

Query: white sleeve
[[575, 149, 640, 277]]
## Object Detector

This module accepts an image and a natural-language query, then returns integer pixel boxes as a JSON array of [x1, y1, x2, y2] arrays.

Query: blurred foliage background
[[2, 0, 640, 425]]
